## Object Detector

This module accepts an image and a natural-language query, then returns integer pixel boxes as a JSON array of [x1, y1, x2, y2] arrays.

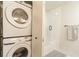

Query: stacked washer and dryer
[[3, 1, 32, 57]]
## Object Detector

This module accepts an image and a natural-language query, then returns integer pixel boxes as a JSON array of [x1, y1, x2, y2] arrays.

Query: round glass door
[[12, 47, 28, 57], [5, 2, 31, 28], [12, 8, 28, 24]]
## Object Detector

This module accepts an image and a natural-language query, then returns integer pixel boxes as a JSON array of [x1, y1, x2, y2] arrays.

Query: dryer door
[[6, 43, 31, 57], [5, 2, 31, 29]]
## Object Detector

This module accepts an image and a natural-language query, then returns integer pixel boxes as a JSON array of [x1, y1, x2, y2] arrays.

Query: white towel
[[67, 25, 73, 41], [67, 25, 78, 41]]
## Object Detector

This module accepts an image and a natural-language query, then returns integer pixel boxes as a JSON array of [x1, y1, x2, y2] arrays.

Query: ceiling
[[45, 1, 67, 11]]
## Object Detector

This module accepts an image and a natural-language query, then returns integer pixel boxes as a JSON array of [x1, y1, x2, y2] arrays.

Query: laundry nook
[[0, 1, 32, 57]]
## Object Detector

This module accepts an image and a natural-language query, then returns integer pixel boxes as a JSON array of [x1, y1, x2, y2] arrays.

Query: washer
[[3, 37, 31, 57], [3, 1, 32, 37]]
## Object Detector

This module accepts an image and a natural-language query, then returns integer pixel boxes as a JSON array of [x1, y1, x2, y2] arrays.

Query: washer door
[[5, 2, 31, 28], [6, 43, 31, 57]]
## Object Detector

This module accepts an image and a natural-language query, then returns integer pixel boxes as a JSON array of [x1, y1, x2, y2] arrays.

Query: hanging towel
[[67, 25, 73, 41], [67, 25, 78, 41]]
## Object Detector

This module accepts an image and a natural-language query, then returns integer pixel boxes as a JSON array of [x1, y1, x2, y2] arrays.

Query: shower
[[43, 1, 79, 57]]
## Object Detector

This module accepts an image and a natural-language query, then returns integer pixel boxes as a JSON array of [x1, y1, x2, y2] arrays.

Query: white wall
[[59, 2, 79, 57]]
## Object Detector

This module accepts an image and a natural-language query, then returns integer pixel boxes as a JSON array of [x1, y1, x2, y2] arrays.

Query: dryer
[[3, 1, 32, 37], [3, 37, 31, 57]]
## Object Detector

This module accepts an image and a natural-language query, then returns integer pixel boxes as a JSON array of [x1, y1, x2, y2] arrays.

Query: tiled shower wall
[[43, 6, 62, 56]]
